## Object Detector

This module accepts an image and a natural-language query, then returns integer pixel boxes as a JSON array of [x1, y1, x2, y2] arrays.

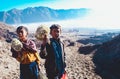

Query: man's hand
[[42, 34, 48, 46]]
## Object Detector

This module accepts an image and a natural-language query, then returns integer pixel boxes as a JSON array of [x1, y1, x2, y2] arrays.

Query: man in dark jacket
[[40, 24, 66, 79]]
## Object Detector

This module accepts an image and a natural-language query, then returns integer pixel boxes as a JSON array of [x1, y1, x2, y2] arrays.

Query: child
[[40, 24, 66, 79], [11, 26, 40, 79]]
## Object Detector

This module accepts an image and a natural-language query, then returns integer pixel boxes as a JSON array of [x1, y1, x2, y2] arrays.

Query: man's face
[[51, 28, 61, 39]]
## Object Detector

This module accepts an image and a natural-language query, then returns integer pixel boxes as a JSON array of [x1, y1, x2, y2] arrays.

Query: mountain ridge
[[0, 6, 90, 24]]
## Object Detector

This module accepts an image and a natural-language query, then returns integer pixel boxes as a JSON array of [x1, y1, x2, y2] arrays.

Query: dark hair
[[50, 24, 61, 34], [16, 26, 28, 34]]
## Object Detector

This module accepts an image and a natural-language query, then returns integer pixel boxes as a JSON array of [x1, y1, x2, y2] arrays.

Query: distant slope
[[92, 34, 120, 79], [78, 33, 120, 79], [0, 6, 90, 24], [0, 22, 16, 42], [77, 32, 119, 45]]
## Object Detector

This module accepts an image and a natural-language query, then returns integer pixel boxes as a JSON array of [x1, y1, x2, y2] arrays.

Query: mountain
[[0, 6, 90, 24]]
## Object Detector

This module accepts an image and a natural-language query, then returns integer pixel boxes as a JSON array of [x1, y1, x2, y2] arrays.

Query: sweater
[[11, 39, 40, 64]]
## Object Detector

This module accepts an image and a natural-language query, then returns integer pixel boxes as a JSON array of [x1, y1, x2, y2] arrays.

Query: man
[[40, 24, 66, 79]]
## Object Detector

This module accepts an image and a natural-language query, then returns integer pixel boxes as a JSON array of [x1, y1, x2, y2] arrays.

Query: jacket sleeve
[[39, 44, 47, 59], [11, 47, 19, 58], [11, 47, 22, 62], [62, 43, 66, 68]]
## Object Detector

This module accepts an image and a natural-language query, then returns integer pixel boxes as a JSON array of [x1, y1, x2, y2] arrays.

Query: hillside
[[0, 22, 101, 79], [0, 40, 19, 79], [1, 22, 120, 79], [0, 22, 16, 42], [92, 34, 120, 79], [0, 7, 89, 24]]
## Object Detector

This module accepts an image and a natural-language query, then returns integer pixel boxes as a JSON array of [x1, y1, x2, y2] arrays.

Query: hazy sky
[[0, 0, 94, 11], [1, 0, 120, 30]]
